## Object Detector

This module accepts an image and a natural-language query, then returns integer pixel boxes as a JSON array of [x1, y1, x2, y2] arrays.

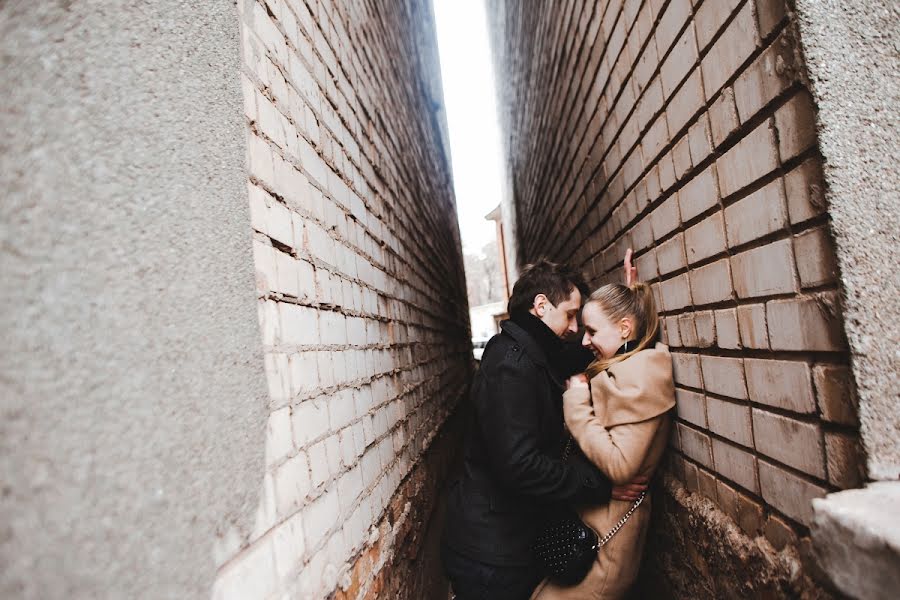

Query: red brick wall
[[488, 0, 863, 594], [214, 1, 470, 598]]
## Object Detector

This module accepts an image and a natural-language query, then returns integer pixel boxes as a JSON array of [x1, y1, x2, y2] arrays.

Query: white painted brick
[[378, 437, 394, 470], [329, 388, 355, 430], [252, 239, 278, 293], [211, 536, 277, 600], [339, 427, 357, 467], [361, 446, 381, 489], [279, 303, 319, 345], [302, 488, 340, 551], [338, 465, 364, 509], [273, 452, 311, 516], [352, 422, 366, 457], [257, 299, 281, 346], [272, 511, 305, 580], [288, 352, 319, 397], [275, 250, 300, 297], [267, 199, 295, 248], [316, 351, 334, 388], [324, 433, 342, 476], [264, 352, 291, 402], [318, 310, 347, 345], [307, 440, 329, 488], [248, 183, 269, 235], [330, 350, 347, 382], [291, 398, 329, 447], [265, 406, 294, 467]]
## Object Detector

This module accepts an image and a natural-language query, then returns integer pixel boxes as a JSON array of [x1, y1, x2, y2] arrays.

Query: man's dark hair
[[507, 259, 589, 315]]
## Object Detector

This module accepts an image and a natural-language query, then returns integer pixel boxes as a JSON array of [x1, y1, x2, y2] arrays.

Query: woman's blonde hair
[[584, 282, 659, 379]]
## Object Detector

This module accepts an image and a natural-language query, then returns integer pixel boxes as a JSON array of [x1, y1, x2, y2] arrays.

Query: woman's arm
[[562, 379, 663, 485]]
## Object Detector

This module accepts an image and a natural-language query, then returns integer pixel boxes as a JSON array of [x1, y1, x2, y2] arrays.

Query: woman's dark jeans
[[442, 545, 542, 600]]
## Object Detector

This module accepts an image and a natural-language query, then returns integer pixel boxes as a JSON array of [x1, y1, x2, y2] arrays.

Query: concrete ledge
[[812, 482, 900, 600]]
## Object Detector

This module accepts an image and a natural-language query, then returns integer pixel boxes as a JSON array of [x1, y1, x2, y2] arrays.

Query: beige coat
[[532, 343, 675, 600]]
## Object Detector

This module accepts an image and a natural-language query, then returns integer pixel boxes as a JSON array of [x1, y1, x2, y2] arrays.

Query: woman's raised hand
[[624, 248, 638, 287], [566, 373, 589, 390]]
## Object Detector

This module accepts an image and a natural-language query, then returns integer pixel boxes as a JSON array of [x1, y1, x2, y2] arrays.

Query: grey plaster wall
[[793, 1, 900, 480], [0, 1, 267, 598]]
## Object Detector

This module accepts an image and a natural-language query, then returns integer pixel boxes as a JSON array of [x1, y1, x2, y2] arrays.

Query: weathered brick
[[666, 315, 683, 347], [755, 0, 788, 39], [688, 258, 733, 305], [679, 164, 720, 222], [685, 211, 727, 263], [794, 226, 838, 288], [667, 69, 706, 134], [733, 34, 796, 122], [697, 467, 719, 502], [678, 313, 699, 347], [716, 119, 779, 198], [661, 24, 700, 97], [687, 114, 713, 165], [813, 364, 858, 426], [752, 409, 825, 477], [784, 158, 827, 224], [825, 431, 865, 489], [731, 238, 797, 298], [774, 90, 818, 162], [717, 479, 764, 535], [651, 194, 682, 239], [700, 355, 748, 399], [764, 512, 798, 551], [672, 351, 704, 388], [709, 87, 739, 147], [676, 388, 707, 427], [766, 292, 846, 351], [737, 303, 769, 349], [745, 358, 816, 413], [694, 310, 716, 347], [700, 2, 759, 97], [714, 308, 740, 349], [679, 423, 713, 468], [724, 178, 788, 248], [707, 396, 753, 447], [673, 135, 693, 180], [660, 274, 693, 311], [655, 0, 693, 55], [694, 0, 742, 50], [712, 438, 759, 493], [758, 460, 827, 526]]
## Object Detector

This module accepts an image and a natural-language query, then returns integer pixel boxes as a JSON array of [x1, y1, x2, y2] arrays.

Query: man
[[442, 256, 646, 600]]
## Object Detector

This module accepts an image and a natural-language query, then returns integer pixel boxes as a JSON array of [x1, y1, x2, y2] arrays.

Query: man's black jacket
[[442, 318, 613, 567]]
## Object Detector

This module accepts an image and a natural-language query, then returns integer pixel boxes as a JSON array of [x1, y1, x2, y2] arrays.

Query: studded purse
[[532, 438, 646, 586]]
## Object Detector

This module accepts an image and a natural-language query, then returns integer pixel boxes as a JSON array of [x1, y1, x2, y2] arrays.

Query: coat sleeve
[[475, 354, 612, 504], [562, 380, 664, 485]]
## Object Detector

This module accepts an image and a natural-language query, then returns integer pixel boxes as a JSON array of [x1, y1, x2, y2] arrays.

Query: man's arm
[[474, 356, 612, 505]]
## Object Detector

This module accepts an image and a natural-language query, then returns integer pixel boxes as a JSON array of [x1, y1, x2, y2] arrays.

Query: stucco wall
[[793, 0, 900, 481], [0, 2, 267, 598]]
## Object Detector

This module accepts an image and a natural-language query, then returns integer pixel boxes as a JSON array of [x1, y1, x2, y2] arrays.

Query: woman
[[532, 281, 675, 600]]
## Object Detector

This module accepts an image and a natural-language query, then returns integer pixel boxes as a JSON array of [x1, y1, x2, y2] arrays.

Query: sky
[[432, 0, 504, 257]]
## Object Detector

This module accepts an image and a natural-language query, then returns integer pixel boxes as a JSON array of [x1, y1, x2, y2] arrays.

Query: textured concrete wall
[[214, 1, 471, 598], [792, 0, 900, 481], [486, 0, 870, 596], [0, 2, 267, 599]]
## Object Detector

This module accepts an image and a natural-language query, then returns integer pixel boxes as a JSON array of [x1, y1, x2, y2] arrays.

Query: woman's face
[[581, 302, 632, 360]]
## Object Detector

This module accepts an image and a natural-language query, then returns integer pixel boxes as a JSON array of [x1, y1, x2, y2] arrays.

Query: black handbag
[[532, 507, 599, 586], [533, 437, 646, 586]]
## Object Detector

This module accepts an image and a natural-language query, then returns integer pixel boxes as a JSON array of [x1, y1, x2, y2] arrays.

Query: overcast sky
[[433, 0, 504, 257]]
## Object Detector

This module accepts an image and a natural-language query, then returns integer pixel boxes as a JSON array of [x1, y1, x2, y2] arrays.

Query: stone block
[[701, 355, 748, 399], [752, 408, 825, 478], [724, 178, 788, 248], [744, 358, 816, 413], [707, 397, 753, 447]]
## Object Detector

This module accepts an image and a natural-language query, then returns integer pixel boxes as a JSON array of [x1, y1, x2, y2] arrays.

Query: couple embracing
[[442, 252, 676, 599]]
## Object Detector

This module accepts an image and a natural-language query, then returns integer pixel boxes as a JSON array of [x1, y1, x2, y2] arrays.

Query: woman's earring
[[623, 339, 629, 353]]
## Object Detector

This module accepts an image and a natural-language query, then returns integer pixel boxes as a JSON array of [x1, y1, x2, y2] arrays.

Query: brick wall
[[487, 0, 864, 595], [214, 1, 471, 598]]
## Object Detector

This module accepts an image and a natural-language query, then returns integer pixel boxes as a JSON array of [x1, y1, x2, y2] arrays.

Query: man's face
[[534, 288, 582, 338]]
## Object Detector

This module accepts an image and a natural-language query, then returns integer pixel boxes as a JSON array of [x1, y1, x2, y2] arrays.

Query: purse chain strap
[[563, 434, 647, 550]]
